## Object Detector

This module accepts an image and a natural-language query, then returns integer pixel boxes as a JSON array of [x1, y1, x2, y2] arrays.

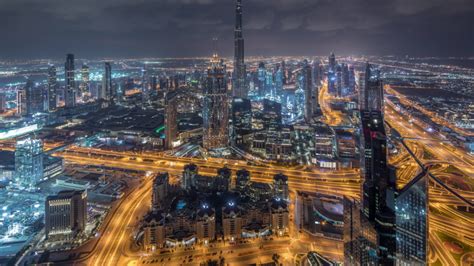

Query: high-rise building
[[263, 99, 282, 129], [45, 190, 87, 239], [165, 90, 179, 150], [202, 53, 229, 150], [232, 0, 247, 99], [47, 65, 58, 111], [302, 60, 313, 122], [257, 62, 266, 97], [273, 173, 289, 200], [25, 80, 44, 115], [396, 173, 428, 265], [17, 88, 27, 116], [14, 138, 44, 190], [152, 173, 169, 211], [79, 64, 90, 98], [327, 53, 337, 95], [64, 54, 76, 107], [360, 110, 396, 264], [360, 63, 383, 112], [235, 169, 250, 190], [102, 62, 113, 101], [0, 93, 5, 113], [232, 97, 252, 146], [343, 196, 379, 265]]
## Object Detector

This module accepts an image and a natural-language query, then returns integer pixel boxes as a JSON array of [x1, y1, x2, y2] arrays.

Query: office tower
[[264, 70, 274, 98], [396, 174, 428, 265], [302, 60, 313, 122], [273, 173, 289, 200], [165, 91, 179, 150], [263, 99, 282, 129], [182, 164, 198, 190], [202, 52, 229, 150], [45, 190, 87, 239], [328, 53, 337, 95], [25, 80, 44, 115], [257, 62, 266, 97], [360, 63, 383, 112], [312, 60, 321, 87], [101, 62, 113, 101], [64, 54, 76, 107], [233, 0, 247, 98], [17, 88, 27, 116], [343, 196, 379, 265], [314, 125, 335, 158], [348, 65, 355, 95], [275, 65, 284, 98], [232, 97, 252, 146], [47, 65, 58, 111], [0, 93, 5, 113], [336, 64, 342, 97], [328, 52, 336, 70], [14, 138, 43, 190], [79, 64, 90, 98], [152, 173, 169, 211], [360, 110, 396, 264], [341, 63, 350, 96], [281, 60, 287, 84]]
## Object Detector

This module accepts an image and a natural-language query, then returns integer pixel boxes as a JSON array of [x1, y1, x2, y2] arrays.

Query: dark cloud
[[0, 0, 473, 59]]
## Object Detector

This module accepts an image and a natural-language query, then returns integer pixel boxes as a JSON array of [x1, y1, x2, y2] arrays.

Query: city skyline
[[0, 0, 473, 265], [1, 0, 474, 59]]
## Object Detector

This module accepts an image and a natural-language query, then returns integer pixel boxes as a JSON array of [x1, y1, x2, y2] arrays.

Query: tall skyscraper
[[360, 63, 383, 112], [0, 93, 5, 113], [79, 64, 90, 98], [45, 190, 87, 239], [165, 90, 179, 150], [343, 196, 379, 265], [47, 65, 58, 111], [17, 88, 27, 116], [203, 53, 229, 150], [64, 54, 76, 107], [14, 138, 44, 190], [360, 110, 396, 265], [232, 97, 252, 146], [302, 60, 313, 122], [25, 79, 44, 115], [396, 173, 428, 265], [233, 0, 247, 99], [102, 62, 113, 101], [328, 53, 337, 95], [257, 62, 266, 97]]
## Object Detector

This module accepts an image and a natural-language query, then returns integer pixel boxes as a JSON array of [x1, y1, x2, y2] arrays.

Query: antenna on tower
[[212, 37, 219, 57]]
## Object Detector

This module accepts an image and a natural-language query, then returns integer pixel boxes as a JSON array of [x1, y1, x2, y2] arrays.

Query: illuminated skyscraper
[[203, 53, 229, 150], [360, 110, 396, 265], [64, 54, 76, 107], [25, 79, 44, 115], [257, 62, 266, 97], [360, 63, 383, 112], [0, 93, 5, 113], [302, 60, 313, 122], [17, 88, 27, 116], [14, 138, 44, 190], [165, 90, 179, 150], [232, 97, 252, 146], [328, 53, 337, 95], [102, 62, 113, 100], [233, 0, 247, 99], [45, 190, 87, 239], [47, 65, 58, 111], [79, 64, 90, 98], [396, 173, 428, 265]]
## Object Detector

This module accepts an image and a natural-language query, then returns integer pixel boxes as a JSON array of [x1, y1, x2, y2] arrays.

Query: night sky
[[1, 0, 474, 59]]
